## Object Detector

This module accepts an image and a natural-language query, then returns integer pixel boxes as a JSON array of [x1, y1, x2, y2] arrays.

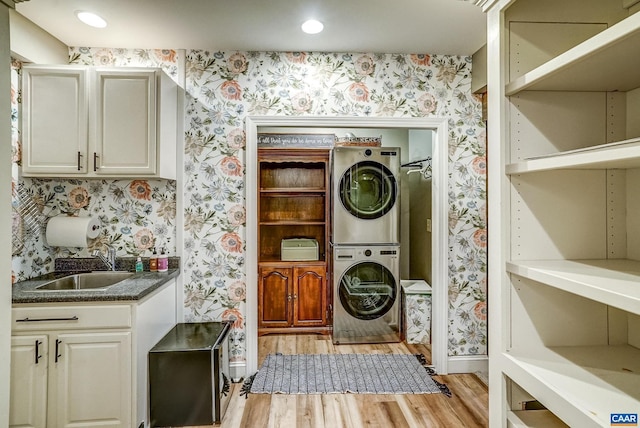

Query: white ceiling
[[15, 0, 487, 55]]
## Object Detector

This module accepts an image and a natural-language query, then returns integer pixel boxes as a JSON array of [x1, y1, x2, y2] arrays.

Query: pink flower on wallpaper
[[153, 49, 177, 63], [222, 308, 244, 329], [129, 180, 152, 200], [348, 82, 370, 102], [220, 156, 242, 176], [228, 281, 246, 302], [220, 80, 242, 100], [473, 229, 487, 248], [93, 49, 115, 66], [227, 128, 246, 149], [410, 54, 431, 66], [417, 93, 437, 115], [355, 55, 375, 76], [227, 205, 246, 226], [291, 92, 312, 113], [286, 52, 307, 63], [68, 186, 90, 209], [221, 232, 242, 253], [227, 53, 248, 74], [473, 301, 487, 321], [472, 156, 487, 175], [134, 228, 155, 250]]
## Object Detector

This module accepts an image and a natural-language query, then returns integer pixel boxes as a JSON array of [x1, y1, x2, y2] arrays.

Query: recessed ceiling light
[[301, 19, 324, 34], [75, 11, 107, 28]]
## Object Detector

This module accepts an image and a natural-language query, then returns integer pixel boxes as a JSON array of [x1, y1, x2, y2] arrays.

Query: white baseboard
[[230, 361, 247, 382], [446, 355, 488, 374]]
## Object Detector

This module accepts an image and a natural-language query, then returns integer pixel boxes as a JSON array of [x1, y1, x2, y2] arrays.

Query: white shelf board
[[507, 410, 568, 428], [503, 345, 640, 427], [505, 11, 640, 95], [506, 139, 640, 174], [507, 259, 640, 315]]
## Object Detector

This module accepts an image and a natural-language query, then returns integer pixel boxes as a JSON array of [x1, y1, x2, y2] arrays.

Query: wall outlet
[[426, 219, 432, 232]]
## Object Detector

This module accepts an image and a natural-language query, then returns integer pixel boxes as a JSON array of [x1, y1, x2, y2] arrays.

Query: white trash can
[[400, 280, 432, 345]]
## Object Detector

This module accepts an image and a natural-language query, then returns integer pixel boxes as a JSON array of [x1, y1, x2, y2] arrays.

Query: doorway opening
[[245, 116, 449, 375]]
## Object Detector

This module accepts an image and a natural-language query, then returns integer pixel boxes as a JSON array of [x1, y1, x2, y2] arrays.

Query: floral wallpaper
[[183, 50, 487, 360], [11, 47, 487, 362], [10, 50, 179, 282], [405, 293, 432, 345]]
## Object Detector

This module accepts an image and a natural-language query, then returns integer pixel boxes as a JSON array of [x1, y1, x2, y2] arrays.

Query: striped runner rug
[[246, 353, 450, 396]]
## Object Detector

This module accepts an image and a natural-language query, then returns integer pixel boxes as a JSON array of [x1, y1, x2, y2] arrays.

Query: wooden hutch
[[257, 146, 331, 335]]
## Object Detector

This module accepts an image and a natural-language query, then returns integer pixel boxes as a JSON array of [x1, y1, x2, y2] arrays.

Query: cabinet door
[[259, 267, 293, 328], [53, 331, 132, 428], [10, 335, 48, 428], [22, 66, 88, 175], [293, 266, 327, 327], [93, 69, 157, 176]]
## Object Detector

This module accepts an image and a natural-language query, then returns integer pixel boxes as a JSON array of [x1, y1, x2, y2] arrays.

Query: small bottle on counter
[[149, 248, 158, 272], [158, 248, 168, 272], [135, 256, 144, 272]]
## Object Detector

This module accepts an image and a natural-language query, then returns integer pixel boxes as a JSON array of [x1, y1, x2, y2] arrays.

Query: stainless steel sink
[[34, 271, 134, 291]]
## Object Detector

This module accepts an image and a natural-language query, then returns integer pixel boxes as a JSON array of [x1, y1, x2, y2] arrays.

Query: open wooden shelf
[[507, 410, 568, 428], [505, 12, 640, 95], [507, 259, 640, 316], [503, 345, 640, 427], [506, 138, 640, 174]]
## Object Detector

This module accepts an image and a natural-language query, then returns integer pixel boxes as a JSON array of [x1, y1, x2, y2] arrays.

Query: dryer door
[[338, 261, 397, 320], [339, 161, 397, 220]]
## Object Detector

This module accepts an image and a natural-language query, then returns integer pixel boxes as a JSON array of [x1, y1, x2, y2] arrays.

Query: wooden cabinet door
[[9, 335, 48, 428], [259, 267, 293, 328], [93, 69, 157, 176], [53, 331, 132, 428], [293, 266, 327, 327], [22, 66, 88, 175]]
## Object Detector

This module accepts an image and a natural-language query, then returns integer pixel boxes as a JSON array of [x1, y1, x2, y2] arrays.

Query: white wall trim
[[245, 115, 449, 375], [447, 355, 489, 375], [1, 4, 13, 424], [230, 362, 246, 383]]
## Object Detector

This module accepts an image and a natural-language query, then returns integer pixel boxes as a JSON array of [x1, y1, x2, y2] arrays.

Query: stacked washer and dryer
[[331, 146, 401, 344]]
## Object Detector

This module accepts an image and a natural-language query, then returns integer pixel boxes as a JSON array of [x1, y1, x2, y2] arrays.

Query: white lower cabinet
[[9, 279, 176, 428], [55, 332, 132, 427], [9, 335, 48, 428]]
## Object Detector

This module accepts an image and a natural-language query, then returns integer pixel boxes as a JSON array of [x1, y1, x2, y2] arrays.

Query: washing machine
[[332, 244, 401, 344], [332, 146, 400, 244]]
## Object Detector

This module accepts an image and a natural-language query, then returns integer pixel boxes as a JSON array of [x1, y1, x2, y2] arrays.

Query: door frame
[[245, 116, 449, 375]]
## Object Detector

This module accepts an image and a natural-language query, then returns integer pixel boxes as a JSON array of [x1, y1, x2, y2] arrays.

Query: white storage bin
[[400, 280, 432, 345], [281, 238, 319, 261]]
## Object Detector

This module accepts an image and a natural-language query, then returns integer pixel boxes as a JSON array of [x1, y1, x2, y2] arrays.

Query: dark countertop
[[12, 269, 180, 304]]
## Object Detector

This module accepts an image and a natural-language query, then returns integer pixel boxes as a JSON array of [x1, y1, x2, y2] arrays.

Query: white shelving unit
[[487, 0, 640, 426]]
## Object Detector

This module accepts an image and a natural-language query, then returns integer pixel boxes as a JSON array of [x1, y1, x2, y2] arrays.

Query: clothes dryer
[[332, 244, 400, 344], [332, 147, 400, 244]]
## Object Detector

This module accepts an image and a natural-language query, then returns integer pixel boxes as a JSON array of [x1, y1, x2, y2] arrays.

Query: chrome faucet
[[92, 247, 116, 271]]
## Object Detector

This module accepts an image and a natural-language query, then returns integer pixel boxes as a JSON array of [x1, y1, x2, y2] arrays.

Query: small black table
[[148, 321, 232, 427]]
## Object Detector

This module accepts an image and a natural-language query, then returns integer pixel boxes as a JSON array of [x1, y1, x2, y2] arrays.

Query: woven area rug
[[244, 353, 450, 396]]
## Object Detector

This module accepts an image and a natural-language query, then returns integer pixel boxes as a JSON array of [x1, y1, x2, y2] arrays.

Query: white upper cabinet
[[21, 65, 177, 179]]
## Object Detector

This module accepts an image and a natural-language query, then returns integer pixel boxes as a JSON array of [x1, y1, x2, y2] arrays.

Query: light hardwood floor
[[213, 334, 489, 428]]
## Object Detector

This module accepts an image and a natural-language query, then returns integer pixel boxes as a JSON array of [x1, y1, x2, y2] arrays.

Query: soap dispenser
[[135, 256, 144, 272]]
